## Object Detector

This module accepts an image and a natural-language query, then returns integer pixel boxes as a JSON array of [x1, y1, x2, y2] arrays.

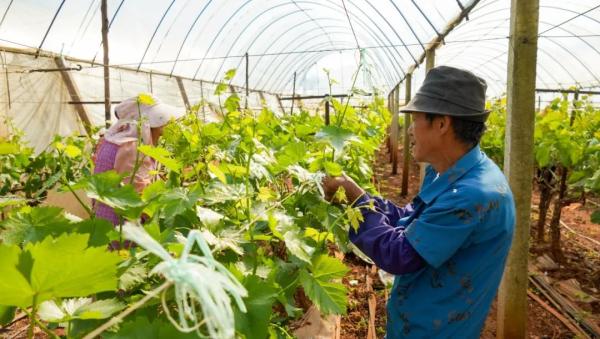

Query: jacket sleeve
[[349, 193, 425, 275]]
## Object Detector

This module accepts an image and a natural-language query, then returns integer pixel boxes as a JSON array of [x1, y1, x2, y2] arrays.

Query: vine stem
[[63, 179, 93, 218], [21, 308, 59, 339], [82, 281, 173, 339], [336, 53, 364, 127]]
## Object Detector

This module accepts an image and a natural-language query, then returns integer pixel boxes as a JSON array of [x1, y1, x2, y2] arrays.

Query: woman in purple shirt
[[93, 94, 183, 225]]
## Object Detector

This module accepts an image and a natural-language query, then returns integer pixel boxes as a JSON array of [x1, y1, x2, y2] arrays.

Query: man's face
[[408, 112, 440, 162]]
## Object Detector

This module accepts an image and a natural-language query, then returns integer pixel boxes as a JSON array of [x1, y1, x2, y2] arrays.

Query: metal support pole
[[200, 80, 206, 121], [325, 97, 330, 125], [497, 0, 539, 337], [245, 52, 249, 109], [4, 63, 11, 110], [176, 76, 190, 110], [149, 71, 153, 93], [401, 73, 412, 196], [290, 71, 297, 115], [101, 0, 111, 128], [55, 56, 92, 135]]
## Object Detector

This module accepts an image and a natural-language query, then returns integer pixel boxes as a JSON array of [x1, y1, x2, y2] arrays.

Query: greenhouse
[[0, 0, 599, 338]]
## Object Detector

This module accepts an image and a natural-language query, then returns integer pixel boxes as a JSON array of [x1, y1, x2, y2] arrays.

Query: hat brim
[[400, 94, 489, 122], [146, 103, 186, 128]]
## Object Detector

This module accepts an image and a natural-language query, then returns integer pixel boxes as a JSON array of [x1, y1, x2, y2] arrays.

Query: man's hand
[[322, 173, 365, 203]]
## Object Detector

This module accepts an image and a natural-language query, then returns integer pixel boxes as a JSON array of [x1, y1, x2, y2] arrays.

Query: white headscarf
[[104, 93, 184, 145]]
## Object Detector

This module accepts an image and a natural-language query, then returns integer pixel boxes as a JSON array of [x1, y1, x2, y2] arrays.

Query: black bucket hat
[[400, 66, 489, 122]]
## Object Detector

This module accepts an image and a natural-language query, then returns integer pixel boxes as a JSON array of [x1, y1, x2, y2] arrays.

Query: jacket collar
[[417, 145, 484, 205]]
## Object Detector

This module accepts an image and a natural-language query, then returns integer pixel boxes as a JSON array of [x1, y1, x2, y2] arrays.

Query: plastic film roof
[[1, 0, 599, 97]]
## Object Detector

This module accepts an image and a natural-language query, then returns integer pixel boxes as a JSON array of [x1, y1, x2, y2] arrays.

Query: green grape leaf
[[38, 298, 124, 322], [64, 145, 82, 158], [202, 182, 248, 204], [0, 305, 16, 325], [224, 68, 237, 81], [276, 142, 306, 167], [152, 187, 199, 225], [0, 142, 19, 155], [196, 206, 225, 227], [269, 212, 313, 264], [0, 206, 72, 245], [71, 218, 113, 247], [118, 263, 148, 290], [104, 316, 197, 339], [75, 298, 126, 320], [224, 93, 240, 113], [137, 145, 182, 173], [208, 162, 227, 184], [346, 206, 364, 232], [0, 196, 27, 209], [214, 83, 228, 96], [234, 275, 278, 339], [323, 161, 343, 176], [0, 244, 33, 307], [0, 233, 121, 308], [73, 171, 143, 216], [535, 145, 551, 167], [299, 255, 349, 315], [315, 126, 359, 158], [0, 207, 112, 247]]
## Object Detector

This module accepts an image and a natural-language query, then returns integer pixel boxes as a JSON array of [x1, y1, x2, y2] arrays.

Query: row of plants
[[0, 71, 390, 338], [480, 95, 600, 260]]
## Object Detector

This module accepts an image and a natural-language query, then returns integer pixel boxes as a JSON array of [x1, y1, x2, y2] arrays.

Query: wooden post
[[101, 0, 111, 128], [419, 48, 436, 185], [401, 73, 412, 196], [176, 76, 190, 110], [245, 52, 249, 109], [55, 57, 92, 135], [290, 71, 297, 115], [390, 85, 400, 175], [497, 0, 539, 337], [276, 94, 285, 115]]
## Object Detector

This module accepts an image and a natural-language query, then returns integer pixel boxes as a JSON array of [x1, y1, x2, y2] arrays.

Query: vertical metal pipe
[[290, 71, 297, 115], [401, 73, 412, 196], [497, 0, 539, 337], [245, 52, 249, 109], [325, 98, 330, 125], [101, 0, 111, 127]]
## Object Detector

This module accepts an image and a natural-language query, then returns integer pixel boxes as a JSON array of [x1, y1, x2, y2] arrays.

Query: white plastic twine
[[122, 223, 247, 339]]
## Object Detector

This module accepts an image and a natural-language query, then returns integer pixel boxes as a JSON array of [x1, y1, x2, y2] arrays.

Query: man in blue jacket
[[323, 66, 515, 338]]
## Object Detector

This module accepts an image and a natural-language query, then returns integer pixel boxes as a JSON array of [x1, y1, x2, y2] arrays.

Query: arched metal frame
[[251, 30, 353, 89], [290, 47, 393, 93], [211, 6, 307, 82], [169, 0, 213, 76], [11, 0, 600, 96], [256, 0, 409, 91], [187, 0, 412, 89], [274, 41, 394, 93], [137, 0, 177, 71], [245, 19, 346, 81]]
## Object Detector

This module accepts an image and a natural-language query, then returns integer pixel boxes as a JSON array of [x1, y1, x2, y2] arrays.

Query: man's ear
[[438, 115, 452, 135]]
